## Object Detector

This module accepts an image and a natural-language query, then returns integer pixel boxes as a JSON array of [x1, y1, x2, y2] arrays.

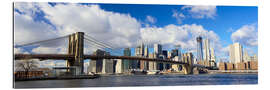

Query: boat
[[147, 70, 160, 75]]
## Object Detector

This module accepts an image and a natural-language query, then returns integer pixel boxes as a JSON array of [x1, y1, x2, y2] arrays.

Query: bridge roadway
[[14, 54, 188, 65]]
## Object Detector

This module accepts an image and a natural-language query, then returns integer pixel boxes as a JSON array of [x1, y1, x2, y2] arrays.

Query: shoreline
[[15, 70, 258, 81]]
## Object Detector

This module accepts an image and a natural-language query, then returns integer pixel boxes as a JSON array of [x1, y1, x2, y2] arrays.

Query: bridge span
[[14, 54, 188, 65], [14, 32, 209, 75]]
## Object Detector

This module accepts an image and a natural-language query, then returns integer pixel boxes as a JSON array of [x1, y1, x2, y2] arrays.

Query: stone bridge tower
[[182, 52, 194, 74], [67, 32, 84, 75]]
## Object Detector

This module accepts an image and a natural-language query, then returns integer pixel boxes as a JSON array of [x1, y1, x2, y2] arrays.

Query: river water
[[14, 74, 258, 88]]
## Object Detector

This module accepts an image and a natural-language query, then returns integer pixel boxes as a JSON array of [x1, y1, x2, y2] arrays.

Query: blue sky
[[97, 4, 258, 57], [14, 3, 258, 68], [98, 4, 258, 47]]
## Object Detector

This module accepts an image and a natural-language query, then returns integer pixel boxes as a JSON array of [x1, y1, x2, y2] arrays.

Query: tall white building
[[115, 59, 123, 73], [154, 44, 162, 55], [102, 59, 114, 74], [203, 38, 211, 61], [210, 47, 216, 67], [229, 43, 243, 63], [144, 45, 149, 57]]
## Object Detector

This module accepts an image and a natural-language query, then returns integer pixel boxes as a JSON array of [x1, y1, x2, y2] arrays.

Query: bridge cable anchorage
[[15, 35, 70, 48], [84, 35, 114, 48]]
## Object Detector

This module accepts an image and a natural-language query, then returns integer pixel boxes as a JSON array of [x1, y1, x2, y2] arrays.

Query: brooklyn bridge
[[14, 32, 210, 75]]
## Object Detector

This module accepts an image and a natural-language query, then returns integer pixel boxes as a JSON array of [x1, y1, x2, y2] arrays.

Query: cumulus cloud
[[14, 2, 143, 54], [182, 5, 217, 19], [231, 24, 258, 46], [14, 2, 225, 61], [38, 3, 142, 48], [141, 24, 222, 54], [14, 11, 58, 46]]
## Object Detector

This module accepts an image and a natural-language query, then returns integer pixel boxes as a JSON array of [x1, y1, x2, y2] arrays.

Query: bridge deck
[[14, 54, 188, 64]]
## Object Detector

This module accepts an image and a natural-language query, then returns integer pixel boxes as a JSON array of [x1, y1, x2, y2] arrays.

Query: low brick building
[[226, 63, 235, 70], [236, 62, 246, 70], [14, 71, 44, 78], [218, 62, 227, 70], [250, 61, 258, 70]]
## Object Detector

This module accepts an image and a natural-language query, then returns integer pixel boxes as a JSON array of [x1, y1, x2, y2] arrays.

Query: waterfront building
[[123, 48, 131, 72], [229, 43, 243, 63], [134, 45, 142, 69], [162, 50, 170, 69], [102, 59, 114, 74], [115, 59, 123, 73], [196, 36, 204, 62], [89, 49, 108, 74], [139, 45, 149, 70], [148, 53, 157, 71], [154, 44, 163, 71]]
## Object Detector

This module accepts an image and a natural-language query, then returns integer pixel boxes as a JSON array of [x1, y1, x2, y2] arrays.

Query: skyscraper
[[140, 45, 149, 70], [229, 43, 243, 63], [210, 47, 216, 67], [162, 50, 168, 58], [203, 38, 211, 61], [196, 36, 204, 62], [148, 53, 157, 71], [154, 44, 162, 55], [89, 49, 109, 74], [154, 44, 163, 71], [171, 49, 178, 58], [123, 48, 131, 72], [134, 46, 141, 69]]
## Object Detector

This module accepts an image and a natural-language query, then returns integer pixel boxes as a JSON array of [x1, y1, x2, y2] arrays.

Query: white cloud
[[231, 24, 258, 46], [172, 10, 185, 24], [14, 3, 226, 61], [146, 15, 156, 24], [14, 11, 58, 46], [182, 5, 217, 19], [14, 3, 142, 54], [141, 24, 222, 54], [38, 3, 142, 48]]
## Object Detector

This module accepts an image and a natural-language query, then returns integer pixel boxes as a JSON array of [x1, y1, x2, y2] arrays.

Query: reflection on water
[[14, 74, 258, 88]]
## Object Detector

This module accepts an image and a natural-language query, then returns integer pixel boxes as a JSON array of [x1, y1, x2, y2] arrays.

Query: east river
[[14, 74, 258, 88]]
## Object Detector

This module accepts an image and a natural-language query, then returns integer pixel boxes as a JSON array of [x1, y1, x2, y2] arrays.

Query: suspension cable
[[15, 35, 70, 48]]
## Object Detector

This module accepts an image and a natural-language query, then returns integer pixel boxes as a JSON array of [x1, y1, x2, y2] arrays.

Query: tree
[[15, 59, 39, 78]]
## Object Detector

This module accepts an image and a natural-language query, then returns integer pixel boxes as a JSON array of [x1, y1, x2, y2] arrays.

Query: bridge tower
[[182, 53, 194, 74], [67, 32, 84, 75]]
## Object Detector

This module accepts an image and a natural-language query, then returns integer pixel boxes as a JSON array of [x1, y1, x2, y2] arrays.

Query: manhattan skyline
[[14, 2, 258, 69]]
